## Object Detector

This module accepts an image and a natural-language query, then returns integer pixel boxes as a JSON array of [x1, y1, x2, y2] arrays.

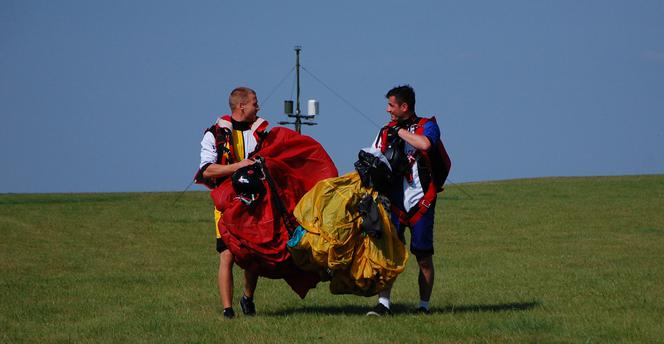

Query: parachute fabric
[[290, 171, 409, 296]]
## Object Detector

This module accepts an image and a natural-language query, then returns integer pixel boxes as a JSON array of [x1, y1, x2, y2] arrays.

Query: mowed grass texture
[[1, 175, 663, 343]]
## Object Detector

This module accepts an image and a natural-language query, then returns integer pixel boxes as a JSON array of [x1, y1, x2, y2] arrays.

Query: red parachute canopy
[[211, 127, 338, 298]]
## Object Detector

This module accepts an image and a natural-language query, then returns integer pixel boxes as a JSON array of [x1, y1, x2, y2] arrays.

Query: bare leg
[[417, 255, 435, 302], [218, 249, 234, 309], [243, 270, 258, 298]]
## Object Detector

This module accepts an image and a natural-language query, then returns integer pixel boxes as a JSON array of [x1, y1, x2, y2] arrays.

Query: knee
[[417, 255, 434, 271], [220, 250, 234, 267]]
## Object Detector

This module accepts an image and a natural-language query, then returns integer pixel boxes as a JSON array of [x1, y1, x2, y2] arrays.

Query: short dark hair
[[386, 85, 415, 111]]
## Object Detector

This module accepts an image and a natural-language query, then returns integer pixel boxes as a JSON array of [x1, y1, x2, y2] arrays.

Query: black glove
[[384, 125, 401, 144]]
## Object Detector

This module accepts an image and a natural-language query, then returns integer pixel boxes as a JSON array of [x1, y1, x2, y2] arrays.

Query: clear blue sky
[[2, 0, 663, 193]]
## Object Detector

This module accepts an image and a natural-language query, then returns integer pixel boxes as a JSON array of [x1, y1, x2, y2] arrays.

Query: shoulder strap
[[377, 120, 399, 153], [250, 117, 268, 132], [217, 115, 233, 130], [414, 116, 433, 135], [208, 117, 235, 165]]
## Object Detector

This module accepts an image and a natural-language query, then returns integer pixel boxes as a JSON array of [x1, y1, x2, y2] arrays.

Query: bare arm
[[397, 128, 431, 151], [203, 159, 255, 179]]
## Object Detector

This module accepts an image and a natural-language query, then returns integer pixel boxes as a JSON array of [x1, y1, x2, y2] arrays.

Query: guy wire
[[290, 69, 296, 100], [301, 65, 382, 129], [301, 64, 474, 200], [176, 64, 473, 204], [260, 66, 295, 107]]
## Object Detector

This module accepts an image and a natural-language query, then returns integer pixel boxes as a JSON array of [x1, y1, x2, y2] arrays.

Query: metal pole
[[279, 46, 317, 132], [295, 46, 302, 133]]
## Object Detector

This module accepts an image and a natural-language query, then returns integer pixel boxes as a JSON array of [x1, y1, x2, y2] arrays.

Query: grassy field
[[1, 174, 663, 343]]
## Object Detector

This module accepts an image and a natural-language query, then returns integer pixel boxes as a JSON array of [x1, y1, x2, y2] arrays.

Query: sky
[[1, 0, 663, 193]]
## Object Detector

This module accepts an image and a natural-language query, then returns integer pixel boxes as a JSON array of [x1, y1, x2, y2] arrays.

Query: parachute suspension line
[[260, 66, 296, 108], [300, 65, 382, 129], [256, 157, 297, 236], [444, 178, 474, 200], [172, 179, 195, 206]]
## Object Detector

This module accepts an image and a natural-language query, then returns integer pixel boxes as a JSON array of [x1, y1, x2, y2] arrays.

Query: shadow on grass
[[263, 301, 541, 316], [434, 301, 541, 314]]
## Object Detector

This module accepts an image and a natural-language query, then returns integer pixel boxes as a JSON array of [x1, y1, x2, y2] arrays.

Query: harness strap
[[391, 185, 437, 227], [377, 126, 392, 153], [194, 116, 269, 189], [216, 115, 269, 164], [390, 116, 439, 227]]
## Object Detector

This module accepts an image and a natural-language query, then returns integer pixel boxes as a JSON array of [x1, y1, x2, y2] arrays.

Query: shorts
[[391, 202, 436, 259], [214, 208, 228, 253]]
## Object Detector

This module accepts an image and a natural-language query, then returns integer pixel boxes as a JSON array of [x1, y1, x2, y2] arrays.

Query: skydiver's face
[[386, 96, 409, 121], [240, 93, 259, 122]]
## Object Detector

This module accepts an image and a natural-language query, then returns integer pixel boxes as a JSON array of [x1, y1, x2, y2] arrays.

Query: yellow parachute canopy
[[290, 171, 408, 296]]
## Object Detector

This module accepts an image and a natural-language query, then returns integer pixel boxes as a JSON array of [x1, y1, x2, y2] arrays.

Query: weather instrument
[[279, 46, 318, 133]]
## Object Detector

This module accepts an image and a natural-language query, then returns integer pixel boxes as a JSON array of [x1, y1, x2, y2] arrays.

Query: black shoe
[[414, 306, 431, 314], [223, 307, 235, 319], [366, 303, 391, 316], [240, 295, 256, 316]]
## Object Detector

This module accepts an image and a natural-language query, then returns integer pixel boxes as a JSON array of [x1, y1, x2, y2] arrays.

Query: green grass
[[2, 175, 663, 343]]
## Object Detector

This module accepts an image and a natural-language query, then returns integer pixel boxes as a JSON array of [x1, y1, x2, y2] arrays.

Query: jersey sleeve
[[423, 121, 440, 146], [199, 131, 217, 169]]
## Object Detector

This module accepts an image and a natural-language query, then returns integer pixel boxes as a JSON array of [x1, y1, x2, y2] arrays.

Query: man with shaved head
[[195, 87, 269, 318]]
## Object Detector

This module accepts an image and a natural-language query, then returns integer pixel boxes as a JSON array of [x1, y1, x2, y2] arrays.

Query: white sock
[[378, 297, 391, 309], [419, 300, 429, 310]]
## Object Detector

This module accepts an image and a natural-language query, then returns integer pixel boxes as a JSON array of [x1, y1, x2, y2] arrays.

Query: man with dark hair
[[367, 84, 447, 315], [195, 87, 269, 318]]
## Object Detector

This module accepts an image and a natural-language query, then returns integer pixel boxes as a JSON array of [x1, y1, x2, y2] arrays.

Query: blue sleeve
[[423, 121, 440, 146]]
